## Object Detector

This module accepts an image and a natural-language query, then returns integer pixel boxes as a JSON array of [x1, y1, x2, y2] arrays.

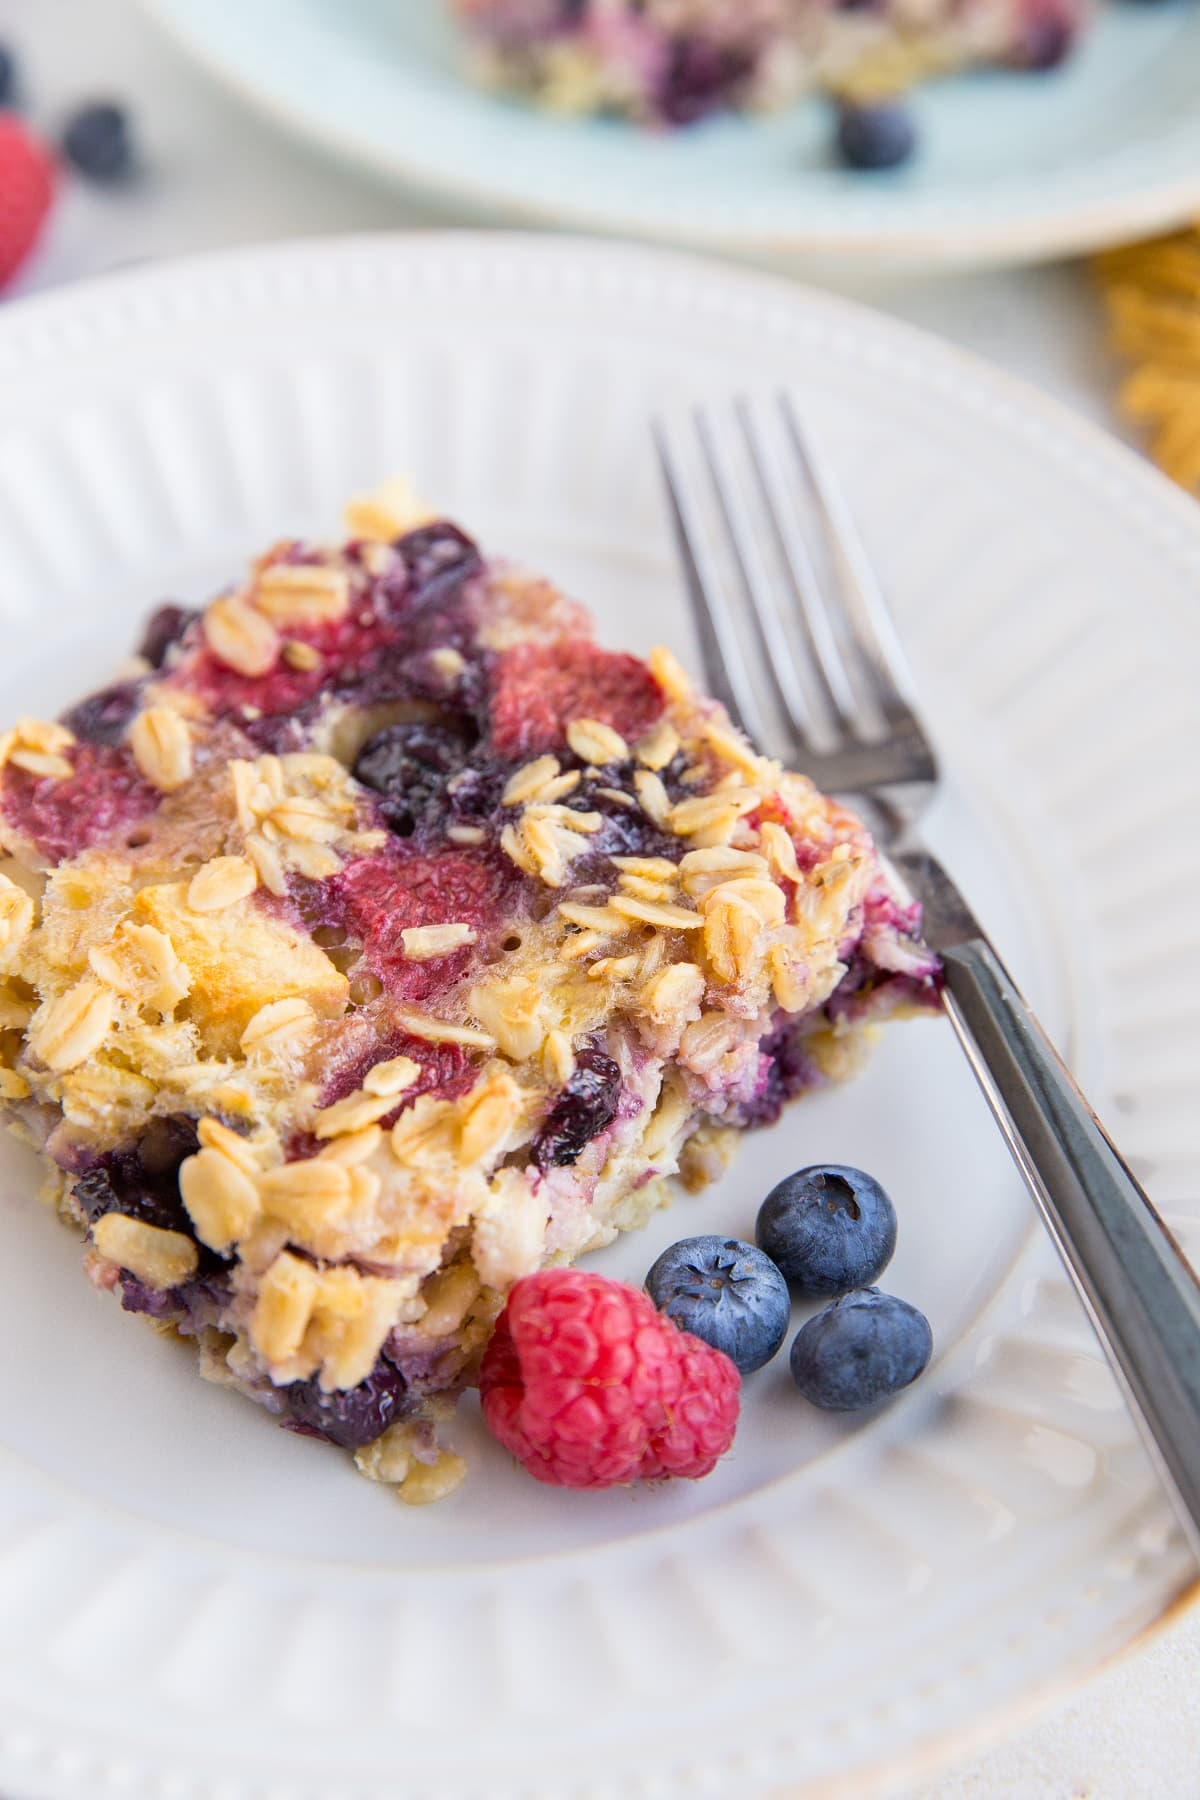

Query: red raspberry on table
[[480, 1269, 740, 1489], [0, 116, 55, 291]]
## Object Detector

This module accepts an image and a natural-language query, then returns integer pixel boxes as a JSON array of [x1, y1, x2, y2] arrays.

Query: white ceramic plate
[[141, 0, 1200, 270], [0, 234, 1197, 1800]]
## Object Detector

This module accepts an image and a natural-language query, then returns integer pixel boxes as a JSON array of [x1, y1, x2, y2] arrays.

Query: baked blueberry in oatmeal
[[0, 477, 939, 1502]]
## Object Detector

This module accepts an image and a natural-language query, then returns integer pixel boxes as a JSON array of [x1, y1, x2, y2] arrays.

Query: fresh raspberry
[[0, 116, 55, 291], [488, 640, 664, 759], [480, 1268, 740, 1489]]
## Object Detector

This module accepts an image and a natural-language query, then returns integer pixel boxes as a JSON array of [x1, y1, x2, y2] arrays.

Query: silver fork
[[655, 394, 1200, 1557]]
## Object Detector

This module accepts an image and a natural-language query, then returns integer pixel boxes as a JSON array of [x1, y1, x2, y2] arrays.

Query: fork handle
[[936, 933, 1200, 1558]]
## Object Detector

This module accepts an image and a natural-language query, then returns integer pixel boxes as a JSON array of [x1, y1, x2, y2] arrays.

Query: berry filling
[[72, 1118, 229, 1288], [488, 639, 664, 759], [324, 842, 522, 1006], [137, 603, 199, 670], [62, 680, 144, 747], [3, 741, 159, 862], [532, 1044, 622, 1169], [285, 1355, 413, 1449], [657, 36, 756, 125], [736, 1017, 825, 1128], [354, 715, 479, 839], [178, 523, 487, 747]]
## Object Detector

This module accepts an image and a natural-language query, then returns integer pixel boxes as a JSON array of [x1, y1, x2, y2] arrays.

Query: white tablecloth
[[2, 1, 1197, 1792]]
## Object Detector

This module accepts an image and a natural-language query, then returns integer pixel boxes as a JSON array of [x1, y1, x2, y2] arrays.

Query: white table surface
[[1, 2, 1196, 1795]]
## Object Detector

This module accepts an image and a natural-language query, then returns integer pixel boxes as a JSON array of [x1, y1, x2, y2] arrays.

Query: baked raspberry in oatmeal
[[0, 477, 939, 1503]]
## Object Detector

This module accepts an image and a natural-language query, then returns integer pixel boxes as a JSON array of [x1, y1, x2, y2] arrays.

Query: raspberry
[[2, 742, 158, 862], [0, 116, 55, 291], [488, 640, 664, 759], [332, 843, 518, 1004], [479, 1269, 740, 1489]]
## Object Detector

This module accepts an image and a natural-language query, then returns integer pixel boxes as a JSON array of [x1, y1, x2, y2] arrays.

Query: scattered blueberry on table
[[756, 1164, 897, 1297], [834, 99, 917, 171], [62, 100, 134, 182], [645, 1235, 791, 1373], [0, 43, 17, 109]]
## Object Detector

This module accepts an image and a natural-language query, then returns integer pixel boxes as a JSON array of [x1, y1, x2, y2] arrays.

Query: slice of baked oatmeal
[[0, 479, 939, 1501], [451, 0, 1081, 129]]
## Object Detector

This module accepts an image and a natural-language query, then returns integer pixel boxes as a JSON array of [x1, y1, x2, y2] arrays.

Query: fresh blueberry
[[286, 1357, 411, 1449], [834, 100, 916, 171], [789, 1288, 932, 1411], [756, 1164, 896, 1297], [62, 101, 133, 181], [646, 1235, 790, 1373], [0, 44, 18, 108], [532, 1044, 621, 1169]]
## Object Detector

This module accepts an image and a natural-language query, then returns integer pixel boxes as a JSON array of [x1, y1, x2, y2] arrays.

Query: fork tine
[[693, 408, 822, 756], [733, 396, 860, 741], [779, 392, 921, 726], [651, 421, 765, 743]]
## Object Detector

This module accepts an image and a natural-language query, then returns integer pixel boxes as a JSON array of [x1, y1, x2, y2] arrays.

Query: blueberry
[[834, 101, 916, 171], [532, 1044, 621, 1169], [73, 1117, 232, 1278], [393, 524, 482, 612], [1009, 14, 1074, 68], [119, 1277, 188, 1320], [74, 1117, 200, 1234], [756, 1164, 896, 1297], [353, 716, 476, 837], [444, 760, 509, 826], [62, 680, 142, 747], [789, 1288, 932, 1411], [737, 1018, 820, 1129], [62, 101, 133, 182], [658, 36, 753, 126], [0, 44, 18, 108], [285, 1357, 410, 1449], [138, 603, 198, 670], [646, 1235, 790, 1373]]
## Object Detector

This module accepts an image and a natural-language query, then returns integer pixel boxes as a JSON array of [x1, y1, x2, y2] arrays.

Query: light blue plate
[[146, 0, 1200, 267]]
